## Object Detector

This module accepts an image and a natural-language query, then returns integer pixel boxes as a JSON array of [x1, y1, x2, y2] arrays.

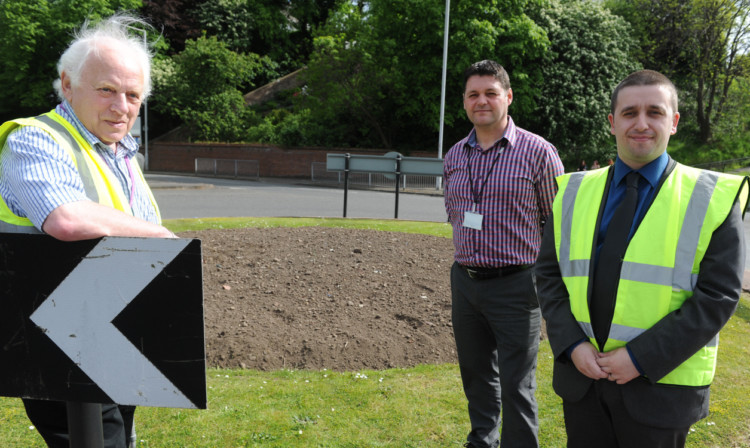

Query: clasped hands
[[571, 342, 640, 385]]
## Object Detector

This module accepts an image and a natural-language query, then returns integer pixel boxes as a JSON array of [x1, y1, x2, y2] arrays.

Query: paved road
[[147, 173, 750, 275], [147, 174, 448, 223]]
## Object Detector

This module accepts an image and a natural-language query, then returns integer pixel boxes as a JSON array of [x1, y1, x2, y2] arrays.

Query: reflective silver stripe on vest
[[577, 321, 595, 339], [36, 115, 100, 203], [559, 173, 590, 277], [673, 170, 718, 291], [604, 322, 718, 348], [609, 323, 645, 342], [620, 263, 674, 287], [708, 333, 718, 347], [0, 222, 42, 234]]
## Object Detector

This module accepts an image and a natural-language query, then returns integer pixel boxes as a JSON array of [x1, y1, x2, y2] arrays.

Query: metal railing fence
[[692, 157, 750, 173], [194, 158, 260, 180], [310, 162, 442, 191]]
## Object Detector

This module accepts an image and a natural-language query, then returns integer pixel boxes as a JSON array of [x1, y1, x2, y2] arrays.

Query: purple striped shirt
[[444, 116, 564, 267]]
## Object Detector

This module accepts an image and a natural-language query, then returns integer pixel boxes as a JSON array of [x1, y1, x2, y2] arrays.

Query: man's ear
[[60, 72, 73, 102], [671, 112, 680, 135]]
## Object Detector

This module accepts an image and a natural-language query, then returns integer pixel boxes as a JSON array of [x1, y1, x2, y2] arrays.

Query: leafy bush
[[529, 0, 639, 169], [153, 34, 275, 142]]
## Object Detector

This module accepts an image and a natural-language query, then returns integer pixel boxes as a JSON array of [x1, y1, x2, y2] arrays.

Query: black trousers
[[563, 380, 690, 448], [451, 263, 541, 448], [22, 399, 134, 448]]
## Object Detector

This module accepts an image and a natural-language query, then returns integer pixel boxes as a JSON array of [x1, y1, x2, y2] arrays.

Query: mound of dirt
[[179, 227, 459, 371]]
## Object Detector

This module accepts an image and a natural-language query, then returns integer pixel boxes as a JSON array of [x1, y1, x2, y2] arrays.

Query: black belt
[[458, 263, 532, 280]]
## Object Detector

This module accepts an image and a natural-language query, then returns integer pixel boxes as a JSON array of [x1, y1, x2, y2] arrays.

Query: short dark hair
[[463, 60, 511, 92], [610, 69, 678, 115]]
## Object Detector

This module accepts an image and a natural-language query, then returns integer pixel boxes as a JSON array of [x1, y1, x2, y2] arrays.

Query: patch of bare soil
[[178, 227, 458, 371]]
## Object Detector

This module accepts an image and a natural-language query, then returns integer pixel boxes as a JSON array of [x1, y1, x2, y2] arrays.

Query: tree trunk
[[696, 76, 714, 144]]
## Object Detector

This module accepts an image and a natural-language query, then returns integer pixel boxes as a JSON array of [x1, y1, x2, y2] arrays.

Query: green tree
[[273, 0, 637, 159], [194, 0, 289, 57], [141, 0, 202, 55], [154, 35, 274, 142], [190, 0, 343, 74], [690, 0, 750, 143], [287, 0, 344, 62], [607, 0, 750, 146], [709, 54, 750, 161], [298, 0, 550, 150], [0, 0, 142, 122], [299, 2, 397, 148], [529, 0, 640, 169]]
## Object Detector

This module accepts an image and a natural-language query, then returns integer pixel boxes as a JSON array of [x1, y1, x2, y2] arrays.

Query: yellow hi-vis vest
[[0, 111, 161, 233], [553, 163, 749, 386]]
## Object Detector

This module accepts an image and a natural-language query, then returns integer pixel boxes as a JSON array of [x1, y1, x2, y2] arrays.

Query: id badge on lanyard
[[463, 203, 483, 230]]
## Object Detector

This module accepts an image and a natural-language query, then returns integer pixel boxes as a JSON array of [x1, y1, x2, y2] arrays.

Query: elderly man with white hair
[[0, 12, 173, 448]]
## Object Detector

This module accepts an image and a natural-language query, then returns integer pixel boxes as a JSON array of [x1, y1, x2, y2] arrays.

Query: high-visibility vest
[[0, 111, 160, 233], [553, 163, 749, 386]]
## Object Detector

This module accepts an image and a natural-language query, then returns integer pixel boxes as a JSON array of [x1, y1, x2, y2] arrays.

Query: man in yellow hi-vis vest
[[536, 70, 748, 447], [0, 13, 174, 448]]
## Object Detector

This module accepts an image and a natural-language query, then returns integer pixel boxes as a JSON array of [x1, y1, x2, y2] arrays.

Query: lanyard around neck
[[124, 156, 136, 208], [98, 149, 136, 209], [466, 140, 506, 208]]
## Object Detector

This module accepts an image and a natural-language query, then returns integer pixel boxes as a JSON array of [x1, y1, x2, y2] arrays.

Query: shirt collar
[[56, 100, 139, 157], [612, 151, 669, 188], [465, 116, 517, 152]]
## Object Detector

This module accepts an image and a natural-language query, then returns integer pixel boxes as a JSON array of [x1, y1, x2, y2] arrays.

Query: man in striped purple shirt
[[444, 60, 564, 448]]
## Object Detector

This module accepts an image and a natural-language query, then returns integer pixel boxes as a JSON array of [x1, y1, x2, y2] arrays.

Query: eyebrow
[[619, 104, 667, 114], [466, 88, 499, 95]]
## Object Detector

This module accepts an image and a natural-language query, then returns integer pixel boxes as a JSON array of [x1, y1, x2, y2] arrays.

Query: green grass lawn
[[1, 218, 747, 447], [164, 216, 454, 239]]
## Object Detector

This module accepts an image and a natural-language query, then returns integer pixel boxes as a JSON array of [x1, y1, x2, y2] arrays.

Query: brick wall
[[146, 141, 439, 178]]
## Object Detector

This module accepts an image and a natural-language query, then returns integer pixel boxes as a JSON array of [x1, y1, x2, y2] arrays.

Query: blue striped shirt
[[444, 116, 565, 267], [0, 101, 159, 229]]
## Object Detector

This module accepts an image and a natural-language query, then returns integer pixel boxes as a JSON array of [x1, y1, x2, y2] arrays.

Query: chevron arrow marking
[[30, 237, 197, 408]]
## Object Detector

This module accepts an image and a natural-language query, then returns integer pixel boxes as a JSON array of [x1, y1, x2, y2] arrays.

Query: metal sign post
[[326, 153, 444, 219], [67, 402, 104, 448], [344, 153, 350, 217], [394, 155, 402, 219]]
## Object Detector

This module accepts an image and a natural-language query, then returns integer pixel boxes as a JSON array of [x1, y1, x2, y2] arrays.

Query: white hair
[[53, 12, 154, 101]]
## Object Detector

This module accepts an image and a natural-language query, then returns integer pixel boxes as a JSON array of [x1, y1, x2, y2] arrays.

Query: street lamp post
[[124, 25, 149, 171], [437, 0, 451, 190]]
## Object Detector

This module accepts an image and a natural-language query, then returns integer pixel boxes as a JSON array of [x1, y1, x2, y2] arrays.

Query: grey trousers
[[451, 263, 540, 448]]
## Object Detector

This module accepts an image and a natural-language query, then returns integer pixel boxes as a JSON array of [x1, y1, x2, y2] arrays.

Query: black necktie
[[591, 171, 640, 349]]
